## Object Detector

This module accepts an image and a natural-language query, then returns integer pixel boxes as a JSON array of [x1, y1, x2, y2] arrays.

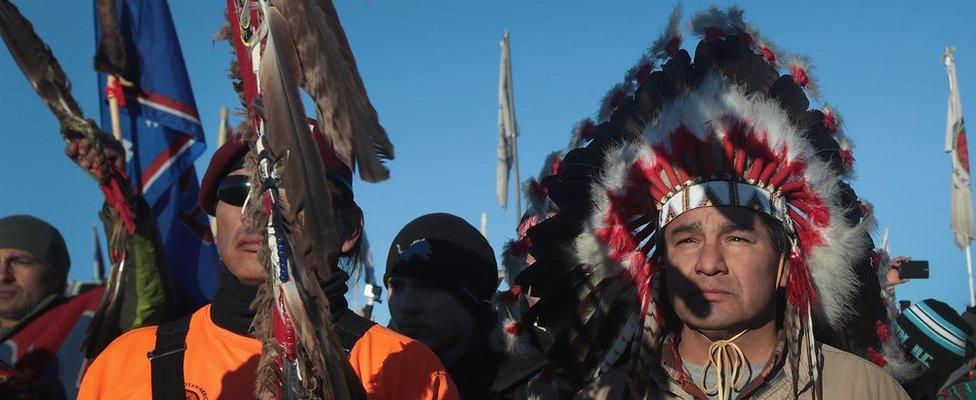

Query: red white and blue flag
[[95, 0, 217, 304]]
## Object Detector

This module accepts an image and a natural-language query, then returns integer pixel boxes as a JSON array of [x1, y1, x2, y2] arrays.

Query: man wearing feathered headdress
[[506, 6, 912, 400]]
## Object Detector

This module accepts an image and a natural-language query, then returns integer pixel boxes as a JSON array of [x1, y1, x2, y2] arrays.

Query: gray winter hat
[[0, 215, 70, 278]]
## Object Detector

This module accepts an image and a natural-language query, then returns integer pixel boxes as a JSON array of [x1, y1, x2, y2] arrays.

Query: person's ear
[[340, 211, 364, 253], [776, 254, 790, 289]]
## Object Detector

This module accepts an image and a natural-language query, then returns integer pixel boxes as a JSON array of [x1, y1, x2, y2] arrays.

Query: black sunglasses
[[217, 175, 251, 207]]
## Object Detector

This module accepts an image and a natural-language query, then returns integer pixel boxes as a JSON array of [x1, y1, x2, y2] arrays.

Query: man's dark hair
[[763, 213, 793, 258], [332, 185, 365, 278]]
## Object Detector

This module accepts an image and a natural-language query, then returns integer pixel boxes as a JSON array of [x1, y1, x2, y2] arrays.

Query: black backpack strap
[[147, 316, 191, 400], [334, 311, 376, 354]]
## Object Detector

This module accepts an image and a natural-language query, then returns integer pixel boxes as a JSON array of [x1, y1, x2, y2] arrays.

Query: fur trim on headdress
[[523, 152, 564, 218], [787, 55, 821, 101], [689, 6, 731, 40], [625, 54, 656, 87], [756, 36, 782, 68], [569, 118, 598, 149], [501, 238, 530, 288], [649, 5, 683, 59], [821, 105, 855, 178], [597, 82, 635, 123], [856, 207, 920, 381]]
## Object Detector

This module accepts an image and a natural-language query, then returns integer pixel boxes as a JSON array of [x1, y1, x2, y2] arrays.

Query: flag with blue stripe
[[94, 0, 217, 304]]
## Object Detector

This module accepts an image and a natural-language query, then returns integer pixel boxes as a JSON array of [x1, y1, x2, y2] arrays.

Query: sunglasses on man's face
[[217, 175, 251, 207]]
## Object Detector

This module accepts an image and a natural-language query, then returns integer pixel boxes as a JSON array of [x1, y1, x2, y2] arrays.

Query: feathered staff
[[0, 0, 136, 358], [227, 0, 393, 398]]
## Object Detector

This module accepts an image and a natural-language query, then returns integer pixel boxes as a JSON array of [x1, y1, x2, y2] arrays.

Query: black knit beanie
[[384, 213, 498, 318], [0, 215, 70, 279], [896, 299, 975, 378]]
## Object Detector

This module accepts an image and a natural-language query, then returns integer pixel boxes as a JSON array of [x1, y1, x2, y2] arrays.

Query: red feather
[[704, 27, 724, 40], [760, 46, 777, 65], [550, 155, 563, 176], [876, 321, 892, 343], [505, 321, 524, 336], [791, 64, 810, 87], [787, 252, 819, 308], [866, 347, 888, 367], [636, 62, 654, 83], [665, 35, 682, 56], [736, 29, 754, 46], [500, 285, 522, 304], [840, 149, 855, 171], [822, 109, 838, 132]]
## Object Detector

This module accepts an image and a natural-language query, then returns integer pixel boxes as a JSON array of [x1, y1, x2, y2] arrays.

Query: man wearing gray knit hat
[[0, 215, 70, 333]]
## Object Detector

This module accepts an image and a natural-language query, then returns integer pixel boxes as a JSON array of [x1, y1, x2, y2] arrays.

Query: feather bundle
[[94, 0, 127, 75], [0, 0, 135, 360], [0, 0, 95, 139], [253, 4, 365, 399], [275, 0, 394, 182], [649, 5, 682, 59]]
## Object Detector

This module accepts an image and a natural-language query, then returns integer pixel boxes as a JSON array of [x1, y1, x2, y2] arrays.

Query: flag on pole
[[497, 30, 521, 212], [945, 47, 974, 250], [94, 0, 218, 304]]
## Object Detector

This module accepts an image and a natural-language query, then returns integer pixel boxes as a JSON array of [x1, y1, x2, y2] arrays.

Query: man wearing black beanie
[[0, 215, 70, 333], [388, 213, 537, 399]]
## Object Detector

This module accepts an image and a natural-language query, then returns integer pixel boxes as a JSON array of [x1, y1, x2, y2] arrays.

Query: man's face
[[214, 168, 362, 285], [388, 277, 476, 355], [663, 206, 784, 333], [215, 169, 265, 285], [0, 248, 60, 326]]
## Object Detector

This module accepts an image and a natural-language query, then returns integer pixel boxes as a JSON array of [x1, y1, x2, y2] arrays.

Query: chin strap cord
[[701, 329, 749, 400]]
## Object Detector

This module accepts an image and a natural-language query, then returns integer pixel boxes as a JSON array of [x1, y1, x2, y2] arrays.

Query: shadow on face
[[214, 169, 265, 285], [388, 277, 477, 355]]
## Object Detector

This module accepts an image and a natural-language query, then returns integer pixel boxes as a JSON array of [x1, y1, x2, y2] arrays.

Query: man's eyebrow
[[669, 221, 702, 236], [719, 221, 757, 235], [7, 254, 37, 263]]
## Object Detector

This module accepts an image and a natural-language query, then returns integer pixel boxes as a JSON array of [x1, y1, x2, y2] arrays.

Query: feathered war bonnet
[[512, 5, 879, 395]]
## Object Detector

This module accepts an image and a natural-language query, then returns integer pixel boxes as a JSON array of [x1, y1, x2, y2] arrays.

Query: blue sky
[[1, 1, 975, 325]]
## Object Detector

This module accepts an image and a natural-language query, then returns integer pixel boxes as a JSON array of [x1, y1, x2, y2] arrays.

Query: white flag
[[497, 31, 519, 209], [945, 47, 974, 249]]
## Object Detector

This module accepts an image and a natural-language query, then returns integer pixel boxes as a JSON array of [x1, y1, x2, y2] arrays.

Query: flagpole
[[107, 75, 123, 140], [967, 245, 975, 307], [512, 130, 522, 223], [504, 31, 522, 222], [946, 46, 976, 306]]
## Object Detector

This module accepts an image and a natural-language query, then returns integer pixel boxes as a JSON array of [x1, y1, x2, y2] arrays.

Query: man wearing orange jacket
[[78, 136, 459, 399]]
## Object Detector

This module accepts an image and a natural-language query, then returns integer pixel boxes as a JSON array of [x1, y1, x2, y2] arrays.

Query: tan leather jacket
[[584, 341, 909, 399]]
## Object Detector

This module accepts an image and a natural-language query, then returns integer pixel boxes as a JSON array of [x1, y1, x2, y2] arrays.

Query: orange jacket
[[78, 304, 459, 400]]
